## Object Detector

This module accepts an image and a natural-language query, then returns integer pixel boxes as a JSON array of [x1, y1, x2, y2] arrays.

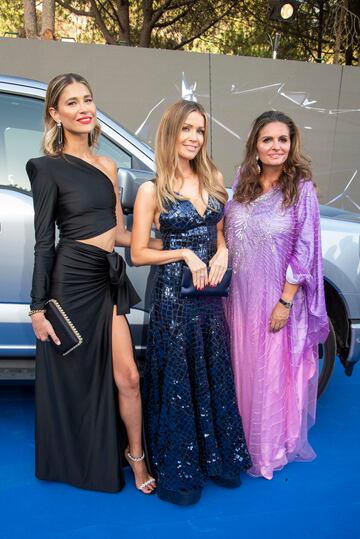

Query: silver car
[[0, 75, 359, 397]]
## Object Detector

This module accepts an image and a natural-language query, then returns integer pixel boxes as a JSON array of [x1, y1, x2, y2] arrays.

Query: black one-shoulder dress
[[26, 154, 139, 492]]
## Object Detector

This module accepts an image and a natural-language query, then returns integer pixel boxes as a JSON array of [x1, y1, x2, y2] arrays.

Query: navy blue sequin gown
[[144, 195, 251, 497]]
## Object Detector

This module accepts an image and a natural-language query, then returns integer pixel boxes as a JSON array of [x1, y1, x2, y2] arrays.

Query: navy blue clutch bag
[[180, 267, 232, 298]]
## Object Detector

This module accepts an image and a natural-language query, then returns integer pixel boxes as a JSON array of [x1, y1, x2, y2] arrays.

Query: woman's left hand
[[269, 302, 291, 332], [208, 246, 228, 286]]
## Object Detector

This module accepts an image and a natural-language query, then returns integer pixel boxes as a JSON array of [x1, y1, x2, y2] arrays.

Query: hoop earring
[[56, 121, 63, 151]]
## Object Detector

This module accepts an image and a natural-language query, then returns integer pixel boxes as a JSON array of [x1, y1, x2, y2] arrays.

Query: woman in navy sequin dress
[[132, 100, 251, 505]]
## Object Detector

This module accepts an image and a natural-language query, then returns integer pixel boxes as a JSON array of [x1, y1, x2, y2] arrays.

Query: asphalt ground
[[0, 358, 359, 539]]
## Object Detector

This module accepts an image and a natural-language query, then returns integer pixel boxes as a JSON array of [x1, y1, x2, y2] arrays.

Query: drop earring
[[56, 121, 63, 151], [88, 130, 94, 147], [255, 155, 261, 174]]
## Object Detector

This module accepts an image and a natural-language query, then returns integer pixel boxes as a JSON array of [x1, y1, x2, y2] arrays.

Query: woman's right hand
[[31, 313, 61, 345], [183, 249, 208, 290]]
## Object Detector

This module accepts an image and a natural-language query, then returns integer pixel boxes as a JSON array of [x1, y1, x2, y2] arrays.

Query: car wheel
[[317, 318, 336, 398]]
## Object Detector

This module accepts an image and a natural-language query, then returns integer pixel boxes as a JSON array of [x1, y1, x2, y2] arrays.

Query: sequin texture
[[224, 181, 329, 480], [143, 196, 251, 492]]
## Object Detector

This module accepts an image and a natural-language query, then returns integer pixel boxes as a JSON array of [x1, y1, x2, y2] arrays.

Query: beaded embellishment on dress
[[143, 196, 251, 494]]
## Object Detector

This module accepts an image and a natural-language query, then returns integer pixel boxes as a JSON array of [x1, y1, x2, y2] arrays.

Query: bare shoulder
[[136, 181, 156, 208], [214, 170, 225, 186], [138, 180, 156, 195], [96, 155, 117, 182]]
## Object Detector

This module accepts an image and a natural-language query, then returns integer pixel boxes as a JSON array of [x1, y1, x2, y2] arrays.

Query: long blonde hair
[[42, 73, 101, 156], [234, 110, 312, 207], [155, 100, 227, 213]]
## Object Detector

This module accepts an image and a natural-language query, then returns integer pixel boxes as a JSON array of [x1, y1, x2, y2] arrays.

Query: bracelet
[[28, 308, 46, 317], [279, 298, 292, 309]]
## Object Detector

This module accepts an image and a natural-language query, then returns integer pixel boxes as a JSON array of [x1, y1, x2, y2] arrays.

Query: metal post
[[272, 32, 281, 59]]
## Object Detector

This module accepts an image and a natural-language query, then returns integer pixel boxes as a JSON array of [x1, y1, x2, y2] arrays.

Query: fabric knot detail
[[106, 251, 140, 315]]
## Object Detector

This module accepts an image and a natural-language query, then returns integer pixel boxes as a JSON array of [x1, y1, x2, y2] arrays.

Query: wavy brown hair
[[42, 73, 101, 156], [155, 100, 227, 213], [234, 110, 313, 207]]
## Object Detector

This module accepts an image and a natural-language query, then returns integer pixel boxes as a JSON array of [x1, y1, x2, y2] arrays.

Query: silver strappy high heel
[[125, 448, 156, 493]]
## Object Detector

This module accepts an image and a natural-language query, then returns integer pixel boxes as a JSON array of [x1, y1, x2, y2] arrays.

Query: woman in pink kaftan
[[224, 111, 329, 480]]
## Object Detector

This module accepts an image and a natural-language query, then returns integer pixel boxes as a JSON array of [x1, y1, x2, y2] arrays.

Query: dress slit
[[35, 239, 125, 492]]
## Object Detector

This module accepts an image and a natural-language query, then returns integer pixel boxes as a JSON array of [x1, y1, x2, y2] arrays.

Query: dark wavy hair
[[233, 110, 313, 207]]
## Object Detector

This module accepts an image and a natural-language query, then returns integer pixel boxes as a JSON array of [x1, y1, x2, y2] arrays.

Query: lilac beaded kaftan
[[224, 179, 329, 480]]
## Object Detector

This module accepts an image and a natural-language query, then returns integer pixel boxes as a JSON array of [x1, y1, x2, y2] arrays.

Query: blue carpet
[[0, 360, 359, 539]]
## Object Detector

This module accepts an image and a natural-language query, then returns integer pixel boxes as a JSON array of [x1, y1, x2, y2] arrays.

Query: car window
[[0, 93, 43, 192], [0, 93, 138, 194], [97, 134, 132, 169]]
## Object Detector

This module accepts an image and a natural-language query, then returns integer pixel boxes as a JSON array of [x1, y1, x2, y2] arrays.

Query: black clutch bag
[[45, 299, 83, 356], [180, 267, 232, 298]]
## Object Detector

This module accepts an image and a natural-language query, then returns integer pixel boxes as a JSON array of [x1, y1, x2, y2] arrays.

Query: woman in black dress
[[131, 100, 251, 505], [27, 73, 156, 493]]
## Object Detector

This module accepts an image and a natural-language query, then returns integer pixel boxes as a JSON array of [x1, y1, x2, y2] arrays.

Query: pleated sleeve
[[287, 180, 329, 346], [26, 158, 58, 310]]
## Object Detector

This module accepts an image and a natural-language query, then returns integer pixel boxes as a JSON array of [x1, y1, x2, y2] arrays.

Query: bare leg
[[112, 307, 155, 493]]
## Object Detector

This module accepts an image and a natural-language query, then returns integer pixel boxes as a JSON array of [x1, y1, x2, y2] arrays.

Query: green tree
[[193, 0, 359, 65], [56, 0, 241, 48], [329, 0, 360, 64], [22, 0, 55, 39], [0, 0, 24, 37], [1, 0, 358, 65]]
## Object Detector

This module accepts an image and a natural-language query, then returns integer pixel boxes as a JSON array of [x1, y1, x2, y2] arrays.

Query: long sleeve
[[288, 180, 329, 346], [26, 158, 58, 310], [287, 181, 318, 289]]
